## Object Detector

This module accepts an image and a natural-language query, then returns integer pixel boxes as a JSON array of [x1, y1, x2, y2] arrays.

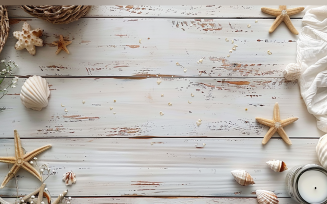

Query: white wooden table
[[0, 5, 321, 204]]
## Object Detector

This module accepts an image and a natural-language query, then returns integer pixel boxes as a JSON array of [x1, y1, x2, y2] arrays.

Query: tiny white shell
[[316, 135, 327, 169], [256, 190, 279, 204], [231, 170, 255, 186], [266, 160, 288, 172], [63, 171, 76, 186], [20, 75, 50, 111]]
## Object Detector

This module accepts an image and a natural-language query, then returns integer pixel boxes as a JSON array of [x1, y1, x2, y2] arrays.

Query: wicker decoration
[[0, 5, 9, 54], [21, 5, 91, 24]]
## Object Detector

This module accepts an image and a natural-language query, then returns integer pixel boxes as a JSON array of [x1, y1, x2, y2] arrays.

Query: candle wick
[[315, 187, 317, 189]]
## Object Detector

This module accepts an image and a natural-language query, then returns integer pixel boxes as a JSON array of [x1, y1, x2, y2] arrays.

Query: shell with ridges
[[316, 134, 327, 169], [20, 75, 50, 111], [256, 190, 279, 204], [231, 170, 255, 186], [266, 160, 288, 172]]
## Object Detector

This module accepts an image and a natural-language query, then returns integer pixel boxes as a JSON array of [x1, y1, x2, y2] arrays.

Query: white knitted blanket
[[298, 6, 327, 132]]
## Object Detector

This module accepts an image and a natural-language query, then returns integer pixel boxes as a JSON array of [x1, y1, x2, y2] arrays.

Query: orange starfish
[[256, 103, 298, 145], [261, 5, 304, 35], [52, 35, 72, 54], [0, 130, 51, 188]]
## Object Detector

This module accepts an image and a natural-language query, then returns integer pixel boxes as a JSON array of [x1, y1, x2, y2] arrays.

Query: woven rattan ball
[[21, 5, 91, 24], [0, 5, 9, 54]]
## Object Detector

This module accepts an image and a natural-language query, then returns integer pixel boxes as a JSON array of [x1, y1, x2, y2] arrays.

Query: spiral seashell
[[20, 75, 50, 111], [266, 160, 288, 172], [283, 63, 301, 81], [231, 170, 255, 186], [62, 171, 76, 186], [316, 134, 327, 169], [256, 190, 279, 204]]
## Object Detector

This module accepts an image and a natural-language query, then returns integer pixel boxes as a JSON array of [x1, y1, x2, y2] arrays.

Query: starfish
[[0, 130, 51, 188], [52, 35, 72, 55], [261, 5, 304, 35], [256, 103, 298, 145]]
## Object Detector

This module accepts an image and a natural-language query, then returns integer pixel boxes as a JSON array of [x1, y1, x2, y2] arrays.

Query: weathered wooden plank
[[2, 197, 298, 203], [0, 77, 322, 138], [0, 138, 320, 197], [7, 5, 306, 18], [0, 18, 300, 77], [2, 197, 299, 204]]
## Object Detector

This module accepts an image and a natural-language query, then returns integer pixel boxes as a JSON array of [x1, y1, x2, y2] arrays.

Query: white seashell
[[20, 75, 50, 111], [231, 170, 255, 186], [316, 134, 327, 169], [266, 160, 288, 172], [256, 190, 279, 204], [283, 63, 301, 81], [63, 171, 76, 186]]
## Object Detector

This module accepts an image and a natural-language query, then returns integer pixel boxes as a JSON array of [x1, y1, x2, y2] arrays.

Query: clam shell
[[256, 190, 279, 204], [20, 75, 50, 111], [316, 135, 327, 169], [266, 160, 288, 172], [63, 171, 76, 186], [231, 170, 255, 186]]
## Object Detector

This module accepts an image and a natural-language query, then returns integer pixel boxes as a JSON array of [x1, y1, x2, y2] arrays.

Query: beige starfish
[[0, 130, 51, 188], [52, 35, 72, 55], [261, 5, 304, 35], [256, 103, 298, 145]]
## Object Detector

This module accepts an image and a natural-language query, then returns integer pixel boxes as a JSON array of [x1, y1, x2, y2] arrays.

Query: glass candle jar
[[286, 164, 327, 204]]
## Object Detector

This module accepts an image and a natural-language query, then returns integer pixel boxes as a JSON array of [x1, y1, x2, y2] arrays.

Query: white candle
[[298, 170, 327, 203]]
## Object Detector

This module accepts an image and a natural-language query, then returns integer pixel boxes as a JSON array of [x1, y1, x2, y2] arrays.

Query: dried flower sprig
[[0, 59, 19, 101]]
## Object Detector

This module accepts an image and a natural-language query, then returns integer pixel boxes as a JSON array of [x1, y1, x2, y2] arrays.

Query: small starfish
[[261, 5, 304, 35], [0, 130, 51, 188], [256, 103, 298, 145], [52, 35, 72, 55]]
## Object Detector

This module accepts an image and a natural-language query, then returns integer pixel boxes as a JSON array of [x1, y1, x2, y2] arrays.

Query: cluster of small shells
[[231, 159, 288, 203], [62, 171, 76, 186]]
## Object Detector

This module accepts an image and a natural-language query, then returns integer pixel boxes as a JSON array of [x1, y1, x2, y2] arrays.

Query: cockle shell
[[20, 75, 50, 111], [231, 170, 255, 186], [316, 134, 327, 169], [63, 171, 76, 186], [266, 160, 288, 172], [256, 190, 279, 204]]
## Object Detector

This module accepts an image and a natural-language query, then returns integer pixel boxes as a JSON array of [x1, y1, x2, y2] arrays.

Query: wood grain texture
[[2, 197, 298, 204], [0, 77, 322, 138], [0, 138, 320, 197], [6, 5, 306, 18], [0, 18, 300, 77]]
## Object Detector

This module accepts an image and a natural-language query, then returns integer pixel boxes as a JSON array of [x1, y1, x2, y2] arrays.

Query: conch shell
[[63, 171, 76, 186], [266, 160, 288, 172], [316, 135, 327, 169], [231, 170, 255, 186], [256, 190, 279, 204], [20, 75, 50, 111]]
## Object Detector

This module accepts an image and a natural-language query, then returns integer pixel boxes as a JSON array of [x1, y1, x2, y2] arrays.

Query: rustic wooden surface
[[0, 5, 318, 204]]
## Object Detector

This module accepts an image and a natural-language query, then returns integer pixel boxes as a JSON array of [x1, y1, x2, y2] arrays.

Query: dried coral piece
[[231, 170, 255, 186], [63, 171, 76, 185], [256, 102, 298, 145], [266, 160, 288, 172], [20, 75, 50, 111], [0, 130, 51, 188], [256, 190, 279, 204], [283, 63, 301, 81], [261, 5, 304, 35], [13, 22, 43, 55], [0, 6, 9, 54], [52, 35, 72, 55]]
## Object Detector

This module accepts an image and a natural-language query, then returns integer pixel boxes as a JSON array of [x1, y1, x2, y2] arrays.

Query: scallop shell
[[20, 75, 50, 111], [256, 190, 279, 204], [63, 171, 76, 186], [231, 170, 255, 186], [266, 160, 288, 172], [316, 134, 327, 169]]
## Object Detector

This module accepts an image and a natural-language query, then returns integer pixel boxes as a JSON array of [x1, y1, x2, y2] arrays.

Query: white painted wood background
[[0, 5, 319, 204]]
